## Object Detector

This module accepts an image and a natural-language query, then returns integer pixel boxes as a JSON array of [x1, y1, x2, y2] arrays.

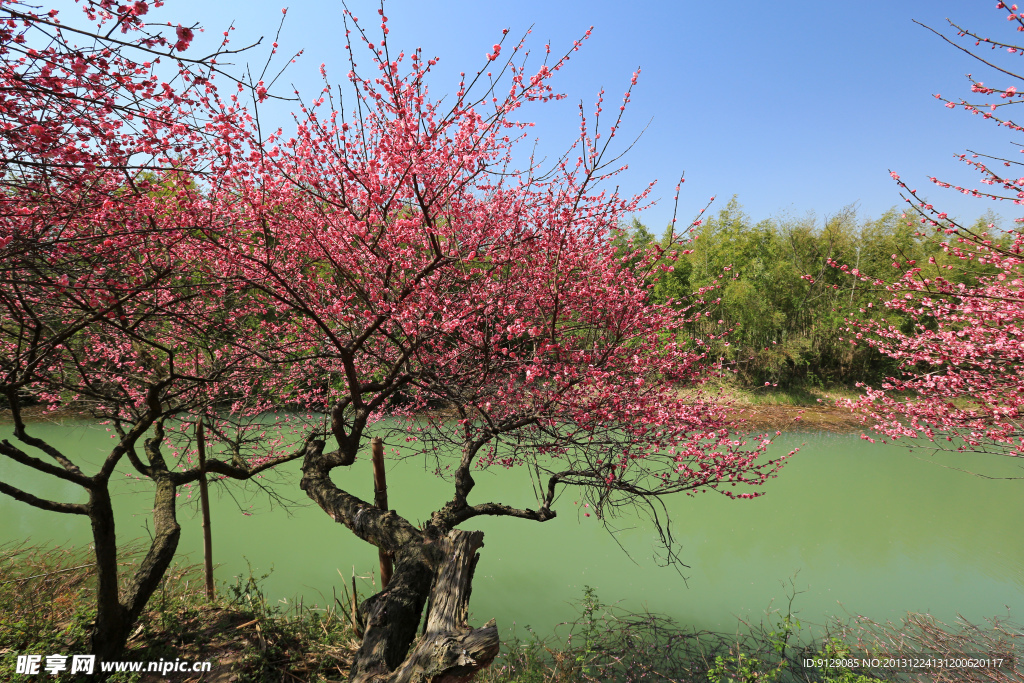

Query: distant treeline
[[619, 197, 1006, 389]]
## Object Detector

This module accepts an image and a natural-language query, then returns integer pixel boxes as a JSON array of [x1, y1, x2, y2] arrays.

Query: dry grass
[[0, 542, 361, 682], [835, 611, 1024, 683], [0, 541, 100, 645], [681, 383, 869, 434]]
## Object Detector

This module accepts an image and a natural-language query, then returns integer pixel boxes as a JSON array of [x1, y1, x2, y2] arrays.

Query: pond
[[2, 421, 1023, 639]]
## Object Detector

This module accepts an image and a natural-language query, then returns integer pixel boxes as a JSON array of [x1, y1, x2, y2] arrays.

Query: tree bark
[[88, 471, 181, 662], [299, 441, 499, 683], [121, 471, 182, 629], [347, 530, 499, 683], [88, 485, 132, 663], [388, 530, 498, 683], [349, 542, 434, 681]]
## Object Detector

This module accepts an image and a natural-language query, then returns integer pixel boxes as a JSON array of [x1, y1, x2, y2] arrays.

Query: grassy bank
[[3, 543, 1022, 682], [701, 383, 868, 434], [0, 543, 358, 682], [1, 378, 876, 437]]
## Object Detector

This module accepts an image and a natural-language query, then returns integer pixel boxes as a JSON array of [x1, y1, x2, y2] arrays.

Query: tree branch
[[0, 479, 88, 515]]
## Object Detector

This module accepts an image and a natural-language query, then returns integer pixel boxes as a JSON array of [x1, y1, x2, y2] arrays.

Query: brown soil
[[734, 403, 867, 434], [2, 399, 868, 434], [125, 604, 358, 682], [0, 402, 94, 423]]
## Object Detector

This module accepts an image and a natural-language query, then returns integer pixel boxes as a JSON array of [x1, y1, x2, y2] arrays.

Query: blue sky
[[77, 1, 1024, 232]]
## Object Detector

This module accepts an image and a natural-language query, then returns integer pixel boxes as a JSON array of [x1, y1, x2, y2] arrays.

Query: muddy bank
[[2, 398, 869, 435], [735, 403, 866, 434]]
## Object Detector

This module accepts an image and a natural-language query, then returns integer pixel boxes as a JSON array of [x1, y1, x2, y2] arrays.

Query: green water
[[2, 421, 1023, 637]]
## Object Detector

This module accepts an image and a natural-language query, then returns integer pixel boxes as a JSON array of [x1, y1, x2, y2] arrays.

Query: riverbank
[[700, 383, 867, 434], [2, 385, 870, 435], [732, 394, 866, 434], [739, 403, 865, 433], [3, 543, 1021, 682]]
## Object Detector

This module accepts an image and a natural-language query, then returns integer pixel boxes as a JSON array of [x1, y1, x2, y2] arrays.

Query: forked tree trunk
[[349, 529, 498, 683], [388, 530, 498, 683], [89, 471, 181, 662], [299, 442, 499, 682]]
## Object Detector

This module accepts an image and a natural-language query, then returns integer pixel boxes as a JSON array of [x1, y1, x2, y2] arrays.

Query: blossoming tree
[[0, 0, 309, 661], [2, 0, 790, 677], [200, 9, 789, 681], [849, 3, 1024, 458]]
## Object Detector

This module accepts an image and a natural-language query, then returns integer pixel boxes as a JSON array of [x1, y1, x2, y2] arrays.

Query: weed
[[3, 545, 1021, 682]]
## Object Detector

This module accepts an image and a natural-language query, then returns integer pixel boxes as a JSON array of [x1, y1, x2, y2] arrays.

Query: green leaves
[[626, 198, 987, 389]]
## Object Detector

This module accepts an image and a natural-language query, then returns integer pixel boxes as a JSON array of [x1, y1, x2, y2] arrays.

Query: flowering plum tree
[[0, 0, 308, 661], [198, 9, 790, 681], [1, 0, 789, 676], [849, 3, 1024, 458]]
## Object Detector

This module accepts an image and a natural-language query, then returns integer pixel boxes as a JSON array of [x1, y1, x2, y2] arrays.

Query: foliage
[[4, 0, 1022, 679], [481, 586, 1023, 683], [832, 610, 1023, 683], [478, 585, 896, 683], [220, 565, 359, 683], [181, 4, 793, 679], [0, 0, 790, 676], [618, 199, 971, 390], [6, 545, 1022, 683], [0, 543, 97, 679]]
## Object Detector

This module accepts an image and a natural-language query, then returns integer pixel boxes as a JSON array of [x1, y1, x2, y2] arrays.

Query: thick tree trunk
[[88, 473, 181, 662], [348, 542, 434, 681], [348, 530, 498, 683], [299, 441, 499, 683], [89, 486, 132, 663], [388, 530, 498, 683]]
